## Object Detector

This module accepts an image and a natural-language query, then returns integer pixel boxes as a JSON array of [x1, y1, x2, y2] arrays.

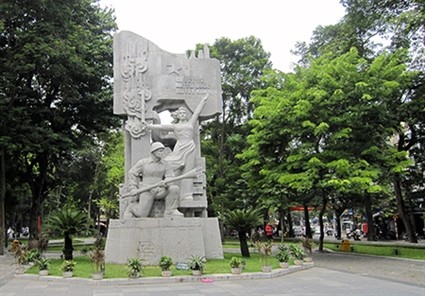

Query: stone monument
[[105, 31, 224, 265]]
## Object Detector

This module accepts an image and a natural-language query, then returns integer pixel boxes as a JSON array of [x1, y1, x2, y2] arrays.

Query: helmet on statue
[[150, 142, 165, 153]]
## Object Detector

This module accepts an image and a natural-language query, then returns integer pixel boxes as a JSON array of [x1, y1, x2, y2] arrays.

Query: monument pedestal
[[105, 217, 223, 265]]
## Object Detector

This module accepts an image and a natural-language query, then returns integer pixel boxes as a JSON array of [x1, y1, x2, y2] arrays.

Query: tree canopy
[[0, 0, 119, 241]]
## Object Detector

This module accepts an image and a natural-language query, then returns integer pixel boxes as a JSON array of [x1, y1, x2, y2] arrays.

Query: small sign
[[175, 262, 189, 270]]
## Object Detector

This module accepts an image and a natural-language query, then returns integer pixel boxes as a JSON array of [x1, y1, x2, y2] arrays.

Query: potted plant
[[301, 237, 314, 262], [289, 244, 305, 266], [89, 236, 105, 280], [90, 247, 105, 280], [61, 260, 76, 278], [23, 249, 41, 266], [255, 241, 273, 272], [275, 244, 290, 268], [229, 256, 243, 274], [127, 257, 142, 278], [188, 255, 205, 276], [11, 241, 25, 274], [159, 256, 173, 277], [35, 257, 50, 276]]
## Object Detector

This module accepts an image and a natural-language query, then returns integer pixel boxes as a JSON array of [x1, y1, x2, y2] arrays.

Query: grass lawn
[[25, 252, 283, 278], [21, 237, 425, 279], [323, 242, 425, 260]]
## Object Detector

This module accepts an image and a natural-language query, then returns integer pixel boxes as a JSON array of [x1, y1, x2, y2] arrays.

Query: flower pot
[[129, 272, 140, 279], [261, 265, 272, 273], [304, 257, 313, 263], [63, 271, 73, 278], [92, 272, 103, 280], [279, 262, 289, 268], [191, 270, 202, 276], [161, 270, 172, 277], [39, 269, 49, 276], [231, 267, 242, 274], [294, 260, 303, 266], [15, 266, 24, 274]]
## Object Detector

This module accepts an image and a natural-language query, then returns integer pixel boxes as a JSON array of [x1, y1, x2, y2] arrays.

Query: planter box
[[261, 265, 272, 273], [39, 270, 49, 276], [161, 270, 172, 277], [63, 271, 73, 278], [294, 260, 303, 266], [279, 262, 289, 268], [191, 270, 202, 276], [231, 267, 242, 274], [92, 272, 103, 280]]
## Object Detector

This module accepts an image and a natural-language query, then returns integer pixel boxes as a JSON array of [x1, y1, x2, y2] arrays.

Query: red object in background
[[265, 224, 273, 236], [361, 223, 368, 235], [37, 216, 41, 233], [290, 206, 314, 211]]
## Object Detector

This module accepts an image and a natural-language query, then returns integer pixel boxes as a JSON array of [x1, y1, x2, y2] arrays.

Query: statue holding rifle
[[124, 142, 194, 218]]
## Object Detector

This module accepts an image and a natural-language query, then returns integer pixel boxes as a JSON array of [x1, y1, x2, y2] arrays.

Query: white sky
[[99, 0, 346, 72]]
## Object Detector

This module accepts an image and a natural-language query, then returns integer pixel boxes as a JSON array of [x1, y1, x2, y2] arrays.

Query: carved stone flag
[[113, 31, 222, 129]]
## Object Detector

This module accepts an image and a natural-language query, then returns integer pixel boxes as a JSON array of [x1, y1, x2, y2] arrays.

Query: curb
[[15, 263, 314, 286]]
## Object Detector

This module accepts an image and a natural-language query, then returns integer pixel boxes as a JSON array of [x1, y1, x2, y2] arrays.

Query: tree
[[223, 208, 263, 257], [199, 36, 273, 224], [289, 0, 424, 243], [0, 0, 119, 240], [45, 203, 88, 260], [240, 48, 416, 250]]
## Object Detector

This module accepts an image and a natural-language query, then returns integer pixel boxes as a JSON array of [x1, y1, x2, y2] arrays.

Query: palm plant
[[188, 255, 206, 274], [45, 203, 88, 260], [127, 257, 142, 278], [35, 257, 50, 271], [224, 208, 263, 257], [276, 244, 291, 263]]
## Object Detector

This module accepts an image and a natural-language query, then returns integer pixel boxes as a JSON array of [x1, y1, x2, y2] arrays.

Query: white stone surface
[[105, 217, 223, 265]]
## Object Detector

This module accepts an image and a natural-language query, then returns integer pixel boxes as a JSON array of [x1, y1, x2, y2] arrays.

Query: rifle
[[121, 168, 199, 198]]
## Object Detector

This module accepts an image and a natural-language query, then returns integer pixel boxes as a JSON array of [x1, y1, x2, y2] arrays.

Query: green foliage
[[0, 0, 119, 239], [224, 208, 263, 232], [275, 244, 291, 263], [35, 257, 50, 271], [201, 36, 273, 219], [159, 256, 173, 271], [188, 255, 206, 272], [127, 257, 142, 277], [288, 244, 305, 260], [229, 256, 243, 268], [23, 249, 41, 265], [60, 260, 76, 272], [46, 202, 88, 260], [46, 203, 88, 237]]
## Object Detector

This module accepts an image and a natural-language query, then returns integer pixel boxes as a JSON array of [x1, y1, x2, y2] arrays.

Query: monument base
[[105, 217, 223, 265]]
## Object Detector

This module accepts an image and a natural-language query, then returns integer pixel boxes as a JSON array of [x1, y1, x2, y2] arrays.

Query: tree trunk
[[63, 232, 74, 260], [364, 194, 376, 241], [334, 207, 345, 240], [318, 196, 328, 252], [238, 230, 250, 257], [27, 154, 49, 240], [393, 174, 417, 243], [303, 203, 312, 238], [287, 210, 294, 237], [0, 149, 5, 254]]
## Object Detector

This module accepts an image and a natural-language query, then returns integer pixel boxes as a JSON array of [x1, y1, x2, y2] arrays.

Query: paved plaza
[[1, 244, 424, 296]]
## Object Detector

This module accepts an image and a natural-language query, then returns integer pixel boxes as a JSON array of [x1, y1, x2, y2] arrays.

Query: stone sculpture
[[105, 31, 223, 265], [123, 142, 184, 218]]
